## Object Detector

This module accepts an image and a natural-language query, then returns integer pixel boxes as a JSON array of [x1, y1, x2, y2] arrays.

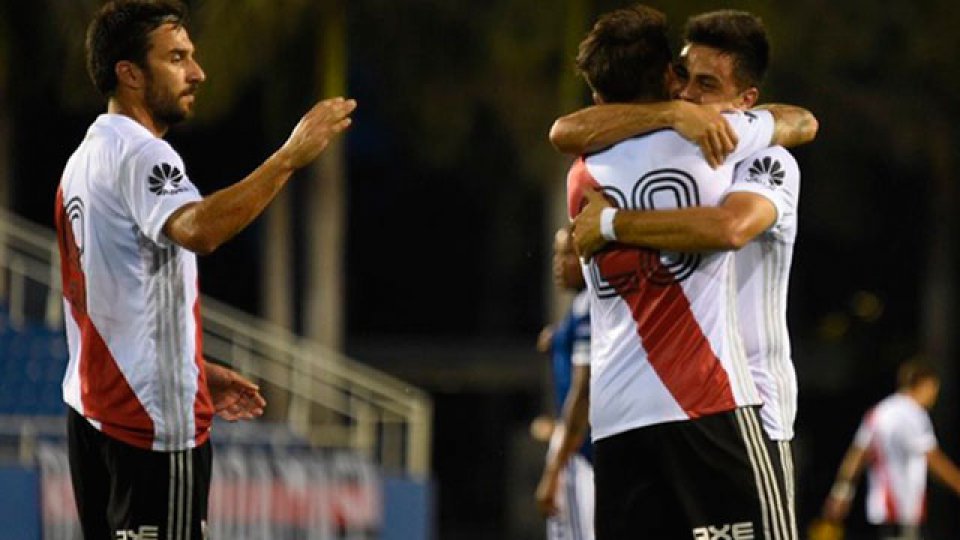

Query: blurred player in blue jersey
[[535, 226, 594, 540]]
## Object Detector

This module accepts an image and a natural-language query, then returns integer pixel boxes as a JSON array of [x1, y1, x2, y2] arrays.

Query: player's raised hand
[[672, 100, 738, 169], [277, 97, 356, 170], [571, 188, 613, 260]]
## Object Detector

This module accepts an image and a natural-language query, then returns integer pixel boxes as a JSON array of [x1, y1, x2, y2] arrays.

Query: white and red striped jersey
[[567, 111, 776, 441], [55, 113, 214, 452], [854, 393, 937, 526], [727, 146, 800, 441]]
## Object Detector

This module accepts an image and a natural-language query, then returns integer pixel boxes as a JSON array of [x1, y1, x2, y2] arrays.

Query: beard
[[144, 73, 196, 128]]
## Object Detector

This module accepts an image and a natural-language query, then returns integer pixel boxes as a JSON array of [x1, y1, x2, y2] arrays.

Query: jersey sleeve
[[567, 157, 602, 220], [120, 139, 202, 246], [725, 146, 800, 241], [900, 411, 938, 454], [723, 110, 776, 164]]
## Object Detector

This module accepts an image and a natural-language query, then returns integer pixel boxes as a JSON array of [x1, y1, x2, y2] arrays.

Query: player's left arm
[[572, 144, 797, 259], [572, 189, 776, 259], [927, 448, 960, 496], [205, 361, 266, 422]]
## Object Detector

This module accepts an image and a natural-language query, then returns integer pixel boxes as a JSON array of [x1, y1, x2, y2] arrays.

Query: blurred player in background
[[55, 1, 354, 537], [534, 227, 594, 540], [552, 11, 815, 537], [821, 361, 960, 540], [565, 5, 814, 538]]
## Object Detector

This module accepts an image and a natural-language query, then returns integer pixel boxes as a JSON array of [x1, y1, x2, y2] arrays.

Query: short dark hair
[[897, 360, 939, 390], [85, 0, 187, 97], [576, 4, 671, 104], [683, 10, 769, 89]]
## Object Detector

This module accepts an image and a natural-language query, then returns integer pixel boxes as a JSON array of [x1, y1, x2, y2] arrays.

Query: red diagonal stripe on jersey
[[871, 435, 900, 524], [569, 159, 736, 418], [595, 246, 737, 418], [55, 187, 155, 449], [193, 293, 213, 445]]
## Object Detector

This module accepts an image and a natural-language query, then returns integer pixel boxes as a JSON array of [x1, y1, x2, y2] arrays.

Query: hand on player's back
[[571, 189, 613, 260], [278, 97, 357, 170], [672, 100, 738, 168]]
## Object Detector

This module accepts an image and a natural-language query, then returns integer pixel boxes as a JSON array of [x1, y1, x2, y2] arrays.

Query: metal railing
[[0, 208, 432, 476]]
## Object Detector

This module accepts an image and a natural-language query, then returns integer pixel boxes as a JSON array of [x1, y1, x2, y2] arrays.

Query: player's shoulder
[[93, 114, 182, 167], [744, 145, 796, 162], [588, 128, 700, 167], [123, 137, 186, 185], [736, 145, 799, 187], [93, 114, 152, 145], [876, 393, 924, 421], [132, 137, 182, 166]]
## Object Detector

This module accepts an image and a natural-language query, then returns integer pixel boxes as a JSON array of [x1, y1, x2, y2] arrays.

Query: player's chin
[[180, 96, 197, 114]]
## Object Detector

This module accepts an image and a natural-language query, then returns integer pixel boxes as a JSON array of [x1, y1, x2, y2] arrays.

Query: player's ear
[[115, 60, 146, 91], [738, 87, 760, 109]]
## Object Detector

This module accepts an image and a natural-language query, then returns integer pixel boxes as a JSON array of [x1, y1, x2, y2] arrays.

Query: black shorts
[[770, 439, 798, 539], [875, 523, 922, 540], [67, 408, 212, 539], [593, 406, 795, 539]]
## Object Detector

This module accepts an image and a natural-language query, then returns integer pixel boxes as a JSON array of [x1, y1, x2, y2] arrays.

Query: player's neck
[[107, 97, 169, 138], [900, 389, 930, 410]]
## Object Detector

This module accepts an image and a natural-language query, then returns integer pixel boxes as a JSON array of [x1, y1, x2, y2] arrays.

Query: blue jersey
[[549, 290, 592, 461]]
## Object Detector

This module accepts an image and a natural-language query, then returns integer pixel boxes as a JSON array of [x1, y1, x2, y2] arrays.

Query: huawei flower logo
[[747, 157, 785, 187], [148, 163, 188, 195]]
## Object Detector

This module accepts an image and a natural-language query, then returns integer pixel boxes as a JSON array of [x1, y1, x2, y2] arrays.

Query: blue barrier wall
[[0, 467, 432, 539], [0, 467, 42, 539], [382, 476, 435, 540]]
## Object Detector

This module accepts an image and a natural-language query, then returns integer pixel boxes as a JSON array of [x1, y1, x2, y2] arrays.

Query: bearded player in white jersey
[[565, 6, 816, 538], [55, 1, 354, 537], [822, 362, 960, 540], [552, 9, 814, 539]]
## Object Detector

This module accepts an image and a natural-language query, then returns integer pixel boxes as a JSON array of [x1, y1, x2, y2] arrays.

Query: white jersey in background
[[55, 113, 214, 452], [727, 146, 801, 441], [566, 111, 776, 441], [854, 394, 937, 526]]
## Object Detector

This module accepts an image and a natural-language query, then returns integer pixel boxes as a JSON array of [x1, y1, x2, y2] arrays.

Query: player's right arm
[[163, 97, 356, 255], [550, 100, 738, 167], [822, 443, 869, 522], [536, 364, 590, 516], [823, 419, 874, 523], [550, 101, 818, 167]]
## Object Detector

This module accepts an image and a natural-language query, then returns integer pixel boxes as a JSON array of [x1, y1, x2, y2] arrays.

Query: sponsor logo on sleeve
[[148, 163, 189, 195], [746, 157, 785, 188]]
